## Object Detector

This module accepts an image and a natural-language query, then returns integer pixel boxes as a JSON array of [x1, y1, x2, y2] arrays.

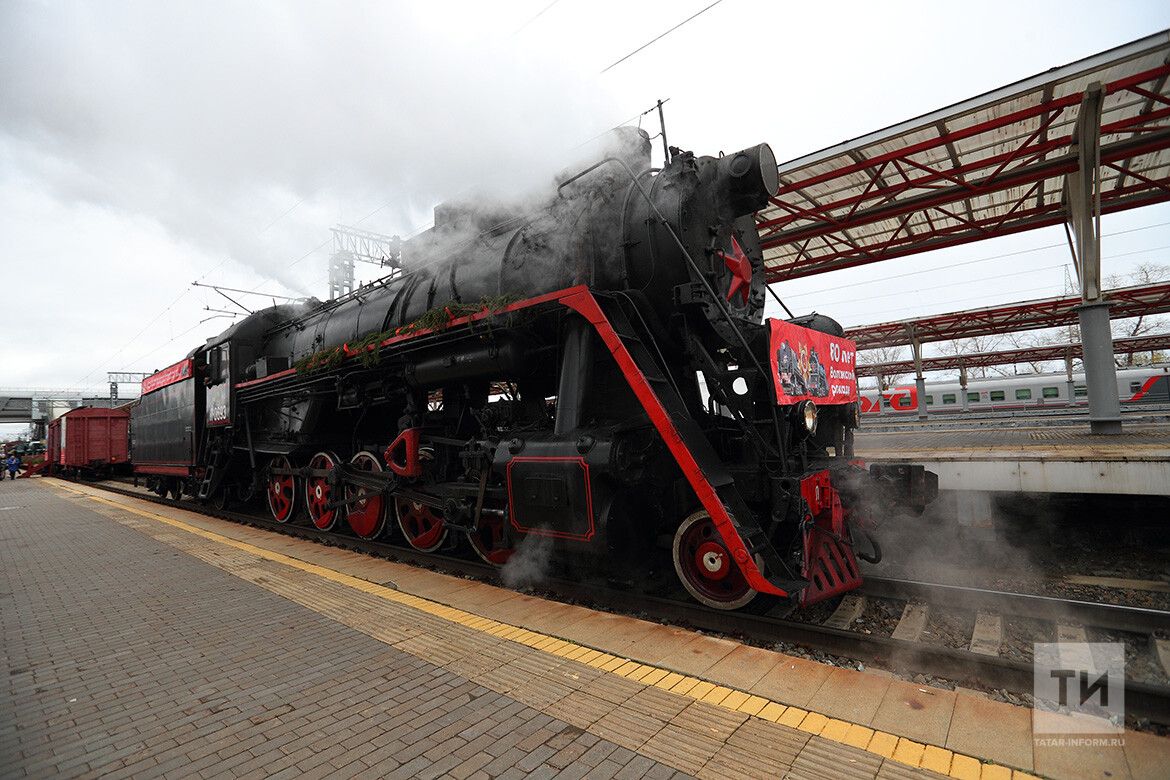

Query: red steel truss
[[855, 333, 1170, 377], [756, 32, 1170, 282], [847, 281, 1170, 351]]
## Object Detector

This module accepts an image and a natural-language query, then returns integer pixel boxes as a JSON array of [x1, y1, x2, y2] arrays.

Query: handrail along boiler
[[132, 130, 937, 610]]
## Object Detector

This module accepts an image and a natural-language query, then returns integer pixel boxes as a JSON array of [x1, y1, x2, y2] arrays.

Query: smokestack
[[714, 142, 779, 216]]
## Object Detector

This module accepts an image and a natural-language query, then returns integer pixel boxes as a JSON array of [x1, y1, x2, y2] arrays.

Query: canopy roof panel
[[757, 32, 1170, 282], [847, 281, 1170, 350]]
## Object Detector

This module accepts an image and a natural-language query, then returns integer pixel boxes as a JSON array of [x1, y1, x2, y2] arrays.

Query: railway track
[[862, 576, 1170, 634], [858, 402, 1170, 431], [66, 477, 1170, 723]]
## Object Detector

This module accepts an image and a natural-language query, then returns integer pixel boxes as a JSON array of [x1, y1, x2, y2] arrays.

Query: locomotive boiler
[[132, 128, 936, 610]]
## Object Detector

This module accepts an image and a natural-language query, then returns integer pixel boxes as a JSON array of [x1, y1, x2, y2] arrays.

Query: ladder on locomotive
[[196, 428, 229, 501]]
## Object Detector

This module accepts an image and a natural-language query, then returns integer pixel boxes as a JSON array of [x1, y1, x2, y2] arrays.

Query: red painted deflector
[[560, 290, 785, 597]]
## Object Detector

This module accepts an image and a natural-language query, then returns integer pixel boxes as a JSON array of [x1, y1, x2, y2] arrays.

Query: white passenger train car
[[861, 365, 1170, 414]]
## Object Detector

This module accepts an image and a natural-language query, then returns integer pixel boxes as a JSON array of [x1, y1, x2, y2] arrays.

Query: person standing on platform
[[6, 453, 19, 480]]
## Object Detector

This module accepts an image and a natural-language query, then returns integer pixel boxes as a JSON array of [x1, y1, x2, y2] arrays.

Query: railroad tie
[[1055, 624, 1096, 676], [891, 603, 929, 642], [1063, 574, 1170, 594], [822, 594, 866, 630], [968, 611, 1002, 656], [1152, 637, 1170, 678]]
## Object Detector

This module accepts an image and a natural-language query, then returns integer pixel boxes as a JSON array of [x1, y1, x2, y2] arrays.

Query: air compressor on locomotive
[[132, 129, 936, 610]]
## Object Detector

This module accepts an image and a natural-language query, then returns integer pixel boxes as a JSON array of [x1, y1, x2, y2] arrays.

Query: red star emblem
[[717, 236, 753, 305]]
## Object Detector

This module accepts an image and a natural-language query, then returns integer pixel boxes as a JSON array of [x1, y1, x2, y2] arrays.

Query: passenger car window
[[990, 390, 1005, 401], [967, 392, 980, 402], [942, 393, 956, 404], [1016, 388, 1032, 400], [1074, 385, 1088, 397], [1042, 387, 1059, 398]]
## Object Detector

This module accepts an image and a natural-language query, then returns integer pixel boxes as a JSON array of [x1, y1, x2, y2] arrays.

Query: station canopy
[[755, 31, 1170, 282], [855, 332, 1170, 377], [847, 281, 1170, 350]]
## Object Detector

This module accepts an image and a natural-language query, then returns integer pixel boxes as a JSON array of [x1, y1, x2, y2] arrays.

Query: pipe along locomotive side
[[131, 129, 936, 610]]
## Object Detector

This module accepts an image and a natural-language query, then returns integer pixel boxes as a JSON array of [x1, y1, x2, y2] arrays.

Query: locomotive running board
[[562, 291, 807, 599]]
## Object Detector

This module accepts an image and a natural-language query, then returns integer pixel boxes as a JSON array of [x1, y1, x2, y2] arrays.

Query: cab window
[[207, 344, 230, 384]]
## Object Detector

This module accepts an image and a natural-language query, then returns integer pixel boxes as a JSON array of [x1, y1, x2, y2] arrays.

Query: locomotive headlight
[[798, 400, 818, 435]]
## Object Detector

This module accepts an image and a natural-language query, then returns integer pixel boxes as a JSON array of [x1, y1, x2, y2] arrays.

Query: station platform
[[854, 422, 1170, 495], [3, 480, 1168, 779]]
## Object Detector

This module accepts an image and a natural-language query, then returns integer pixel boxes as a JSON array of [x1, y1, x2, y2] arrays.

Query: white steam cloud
[[0, 2, 620, 293]]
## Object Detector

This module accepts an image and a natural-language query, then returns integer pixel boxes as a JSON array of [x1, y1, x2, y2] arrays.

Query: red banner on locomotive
[[768, 319, 858, 405], [141, 358, 193, 394]]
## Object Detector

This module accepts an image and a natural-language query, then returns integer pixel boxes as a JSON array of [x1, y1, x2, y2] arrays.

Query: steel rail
[[67, 478, 1170, 722], [862, 576, 1170, 634]]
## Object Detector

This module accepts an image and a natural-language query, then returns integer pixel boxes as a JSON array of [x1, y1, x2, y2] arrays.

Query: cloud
[[0, 1, 619, 292]]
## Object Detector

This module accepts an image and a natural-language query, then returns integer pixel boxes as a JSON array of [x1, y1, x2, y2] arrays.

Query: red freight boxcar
[[46, 406, 131, 476]]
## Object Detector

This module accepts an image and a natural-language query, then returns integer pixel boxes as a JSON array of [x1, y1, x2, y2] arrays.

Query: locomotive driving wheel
[[467, 511, 514, 566], [672, 510, 758, 610], [210, 485, 230, 511], [394, 497, 447, 552], [345, 451, 387, 540], [266, 455, 297, 523], [305, 451, 343, 531]]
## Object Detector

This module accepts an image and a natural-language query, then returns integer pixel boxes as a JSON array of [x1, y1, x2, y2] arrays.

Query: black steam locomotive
[[131, 129, 935, 610]]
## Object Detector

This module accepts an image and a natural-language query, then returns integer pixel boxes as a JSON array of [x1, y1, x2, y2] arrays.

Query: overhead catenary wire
[[124, 318, 218, 372], [70, 287, 193, 390], [600, 0, 724, 74], [70, 195, 312, 392], [513, 0, 563, 35]]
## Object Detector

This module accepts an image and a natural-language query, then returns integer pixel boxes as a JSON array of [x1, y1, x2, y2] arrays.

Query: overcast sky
[[2, 1, 1169, 427]]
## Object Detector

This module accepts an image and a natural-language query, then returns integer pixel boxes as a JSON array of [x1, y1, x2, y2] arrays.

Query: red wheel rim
[[468, 512, 514, 566], [674, 512, 754, 608], [267, 455, 296, 523], [345, 451, 386, 540], [305, 452, 341, 531], [395, 498, 446, 551]]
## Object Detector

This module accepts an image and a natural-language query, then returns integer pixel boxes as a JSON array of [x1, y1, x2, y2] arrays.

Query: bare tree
[[1001, 331, 1058, 374], [1104, 262, 1169, 367], [935, 335, 1007, 378], [857, 346, 907, 390]]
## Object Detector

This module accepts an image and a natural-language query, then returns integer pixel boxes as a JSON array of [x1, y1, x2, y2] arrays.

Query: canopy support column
[[908, 330, 927, 420], [1065, 83, 1121, 434]]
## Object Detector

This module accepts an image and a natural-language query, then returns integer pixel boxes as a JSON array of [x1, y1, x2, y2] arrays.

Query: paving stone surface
[[12, 479, 1166, 780], [0, 481, 686, 779]]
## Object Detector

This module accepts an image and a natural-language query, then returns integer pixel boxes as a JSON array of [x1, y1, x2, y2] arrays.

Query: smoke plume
[[501, 533, 555, 589]]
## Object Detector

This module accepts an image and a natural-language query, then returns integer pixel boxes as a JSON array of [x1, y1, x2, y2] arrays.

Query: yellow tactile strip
[[51, 481, 1038, 780]]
